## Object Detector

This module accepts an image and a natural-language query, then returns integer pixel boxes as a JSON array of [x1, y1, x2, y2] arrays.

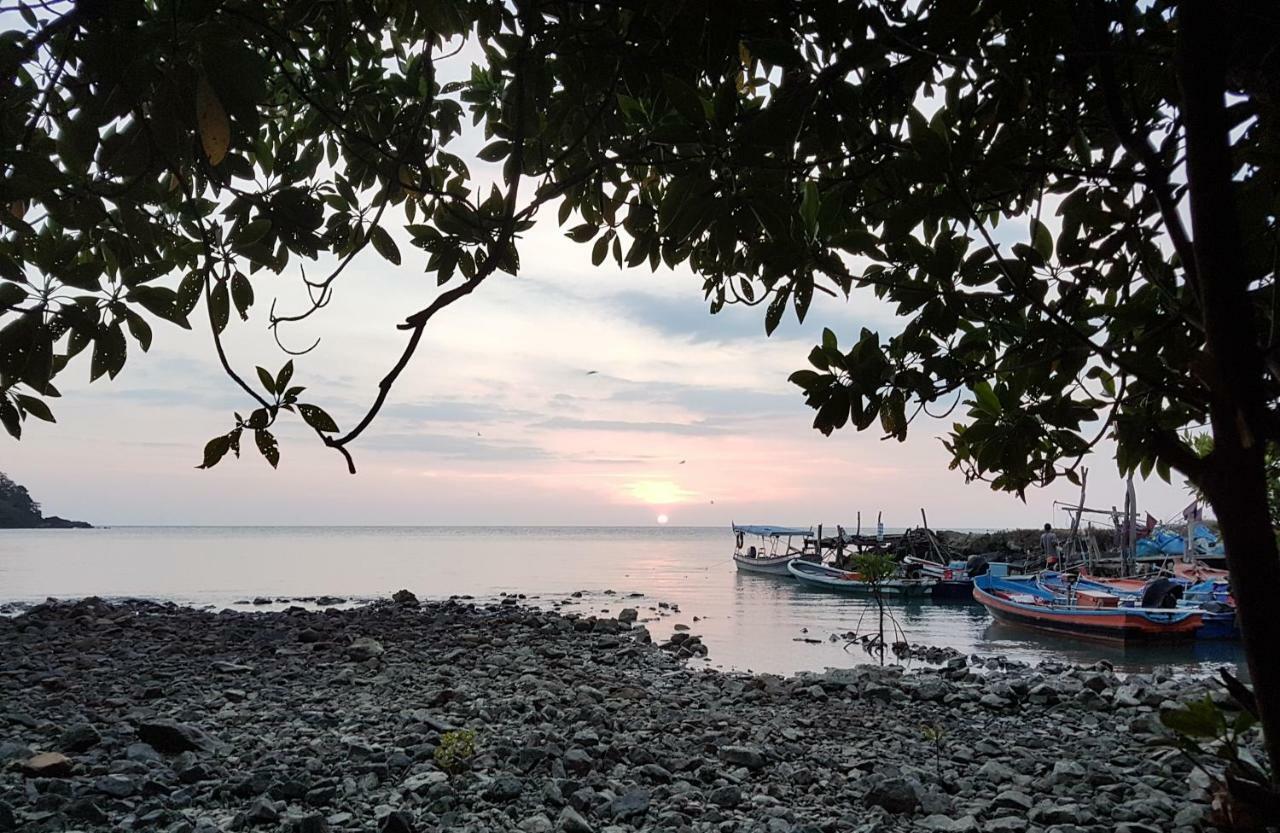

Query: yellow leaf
[[196, 76, 230, 166]]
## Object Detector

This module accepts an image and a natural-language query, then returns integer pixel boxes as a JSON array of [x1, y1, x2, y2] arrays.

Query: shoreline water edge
[[0, 594, 1241, 833]]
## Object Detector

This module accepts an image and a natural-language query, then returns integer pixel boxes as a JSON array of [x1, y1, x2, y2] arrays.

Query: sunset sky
[[4, 211, 1195, 528]]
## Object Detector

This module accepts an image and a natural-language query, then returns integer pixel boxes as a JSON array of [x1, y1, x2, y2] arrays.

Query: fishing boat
[[732, 524, 816, 575], [1040, 571, 1238, 640], [787, 559, 936, 597], [972, 574, 1202, 641]]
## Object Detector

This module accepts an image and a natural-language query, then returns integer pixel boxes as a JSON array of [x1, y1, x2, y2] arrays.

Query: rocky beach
[[0, 594, 1236, 833]]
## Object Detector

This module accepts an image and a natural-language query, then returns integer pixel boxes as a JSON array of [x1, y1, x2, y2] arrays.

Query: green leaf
[[124, 309, 153, 351], [129, 286, 191, 329], [0, 395, 19, 438], [369, 225, 401, 265], [298, 403, 339, 433], [566, 223, 597, 243], [0, 282, 27, 308], [1159, 698, 1224, 739], [230, 272, 254, 320], [800, 181, 820, 238], [275, 360, 293, 393], [255, 428, 280, 468], [1030, 218, 1053, 261], [89, 324, 127, 382], [662, 75, 705, 124], [210, 281, 230, 334], [476, 140, 510, 162], [972, 381, 1001, 416], [197, 434, 232, 469], [15, 393, 54, 422], [256, 366, 277, 395]]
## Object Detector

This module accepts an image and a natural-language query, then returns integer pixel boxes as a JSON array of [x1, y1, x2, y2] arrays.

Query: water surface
[[0, 526, 1244, 676]]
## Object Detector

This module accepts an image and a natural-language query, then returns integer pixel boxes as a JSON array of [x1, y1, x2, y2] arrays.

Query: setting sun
[[656, 514, 669, 524]]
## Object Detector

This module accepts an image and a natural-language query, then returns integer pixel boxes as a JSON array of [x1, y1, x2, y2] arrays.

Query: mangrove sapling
[[921, 723, 948, 781], [434, 729, 477, 777]]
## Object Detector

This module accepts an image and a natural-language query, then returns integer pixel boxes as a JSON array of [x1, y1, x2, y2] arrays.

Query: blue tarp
[[1136, 524, 1220, 557], [732, 524, 812, 537]]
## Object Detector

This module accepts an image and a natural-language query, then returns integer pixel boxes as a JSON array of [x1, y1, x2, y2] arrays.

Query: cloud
[[360, 431, 550, 460], [535, 416, 729, 436]]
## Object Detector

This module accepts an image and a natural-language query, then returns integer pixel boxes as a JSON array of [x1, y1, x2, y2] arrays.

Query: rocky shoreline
[[0, 595, 1235, 833]]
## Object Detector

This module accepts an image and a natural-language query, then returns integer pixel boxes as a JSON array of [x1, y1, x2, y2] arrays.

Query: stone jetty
[[0, 595, 1233, 832]]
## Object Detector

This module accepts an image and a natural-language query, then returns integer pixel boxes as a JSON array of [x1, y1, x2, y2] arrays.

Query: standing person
[[1041, 523, 1059, 569]]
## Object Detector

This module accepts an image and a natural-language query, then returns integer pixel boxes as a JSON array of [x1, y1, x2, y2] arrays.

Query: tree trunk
[[1178, 0, 1280, 780]]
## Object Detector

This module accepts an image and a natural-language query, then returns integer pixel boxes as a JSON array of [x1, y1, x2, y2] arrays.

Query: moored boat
[[732, 524, 815, 575], [972, 574, 1202, 641], [787, 559, 935, 597], [1041, 571, 1238, 640]]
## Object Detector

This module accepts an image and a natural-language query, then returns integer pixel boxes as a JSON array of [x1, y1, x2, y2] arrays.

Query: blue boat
[[1036, 572, 1238, 640], [972, 574, 1203, 641]]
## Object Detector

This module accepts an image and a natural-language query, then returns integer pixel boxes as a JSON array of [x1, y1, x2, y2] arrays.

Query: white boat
[[787, 559, 936, 596], [732, 524, 816, 575]]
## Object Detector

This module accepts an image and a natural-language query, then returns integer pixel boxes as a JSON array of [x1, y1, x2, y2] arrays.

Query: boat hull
[[787, 560, 935, 597], [972, 576, 1201, 642], [733, 553, 797, 576]]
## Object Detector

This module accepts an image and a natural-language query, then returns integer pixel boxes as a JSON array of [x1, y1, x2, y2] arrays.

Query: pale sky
[[4, 212, 1194, 528], [1, 20, 1196, 529]]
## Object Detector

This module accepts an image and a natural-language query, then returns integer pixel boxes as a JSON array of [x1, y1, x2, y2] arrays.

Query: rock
[[346, 637, 385, 662], [981, 818, 1026, 833], [314, 596, 346, 606], [95, 774, 136, 798], [709, 785, 742, 808], [558, 806, 595, 833], [17, 751, 73, 777], [252, 597, 272, 606], [0, 800, 13, 832], [293, 814, 330, 833], [244, 797, 280, 825], [520, 816, 553, 833], [992, 790, 1033, 811], [66, 797, 109, 824], [922, 815, 977, 833], [719, 745, 766, 770], [617, 608, 638, 623], [865, 777, 919, 814], [610, 789, 650, 820], [379, 810, 415, 833], [484, 775, 524, 802], [392, 589, 419, 607], [137, 719, 220, 753], [57, 723, 101, 753], [1049, 759, 1085, 785]]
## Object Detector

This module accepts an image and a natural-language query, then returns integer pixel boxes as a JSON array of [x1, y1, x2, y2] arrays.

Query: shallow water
[[0, 525, 1245, 676]]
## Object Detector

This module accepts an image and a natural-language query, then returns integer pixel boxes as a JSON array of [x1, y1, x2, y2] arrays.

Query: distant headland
[[0, 472, 91, 529]]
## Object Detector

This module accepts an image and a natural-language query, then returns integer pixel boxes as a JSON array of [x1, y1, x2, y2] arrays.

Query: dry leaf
[[196, 76, 230, 166]]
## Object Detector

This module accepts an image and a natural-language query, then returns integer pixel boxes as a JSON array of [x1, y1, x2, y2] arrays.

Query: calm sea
[[0, 526, 1244, 676]]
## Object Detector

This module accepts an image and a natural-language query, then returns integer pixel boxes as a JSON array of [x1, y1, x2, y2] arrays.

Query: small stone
[[558, 806, 594, 833], [617, 608, 638, 623], [346, 637, 385, 662], [379, 810, 415, 833], [137, 719, 220, 754], [58, 723, 101, 753], [293, 814, 331, 833], [719, 745, 766, 770], [709, 785, 742, 808], [921, 815, 977, 833], [992, 790, 1033, 811], [865, 777, 919, 814], [18, 751, 73, 777], [245, 797, 280, 825], [392, 589, 419, 607], [95, 774, 136, 798], [484, 775, 523, 802], [610, 789, 650, 820]]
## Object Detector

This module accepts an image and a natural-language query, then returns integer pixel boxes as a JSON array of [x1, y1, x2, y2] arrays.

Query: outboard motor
[[1141, 577, 1184, 609]]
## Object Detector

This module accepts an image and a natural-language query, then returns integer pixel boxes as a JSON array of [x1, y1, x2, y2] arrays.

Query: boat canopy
[[732, 524, 813, 537]]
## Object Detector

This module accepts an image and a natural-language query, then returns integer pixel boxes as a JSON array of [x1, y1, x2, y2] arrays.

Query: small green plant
[[1157, 670, 1277, 831], [921, 723, 947, 779], [433, 729, 477, 775], [852, 552, 901, 662]]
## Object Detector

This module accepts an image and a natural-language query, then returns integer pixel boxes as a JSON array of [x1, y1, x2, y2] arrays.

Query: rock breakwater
[[0, 596, 1229, 832]]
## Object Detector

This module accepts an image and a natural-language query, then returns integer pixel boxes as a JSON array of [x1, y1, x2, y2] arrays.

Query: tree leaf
[[124, 309, 153, 351], [196, 75, 231, 166], [210, 281, 230, 334], [256, 366, 277, 395], [15, 393, 54, 422], [800, 180, 820, 238], [0, 395, 21, 438], [275, 360, 293, 393], [230, 271, 254, 320], [369, 225, 401, 265], [972, 381, 1001, 416], [1030, 218, 1053, 261], [197, 434, 232, 469], [254, 428, 280, 468], [298, 403, 339, 433]]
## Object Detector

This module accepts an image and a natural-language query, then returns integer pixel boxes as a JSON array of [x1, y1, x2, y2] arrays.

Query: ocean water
[[0, 525, 1244, 676]]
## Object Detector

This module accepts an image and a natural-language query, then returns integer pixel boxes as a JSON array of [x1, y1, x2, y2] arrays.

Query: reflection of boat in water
[[788, 559, 935, 597], [972, 574, 1202, 641], [731, 524, 816, 575]]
